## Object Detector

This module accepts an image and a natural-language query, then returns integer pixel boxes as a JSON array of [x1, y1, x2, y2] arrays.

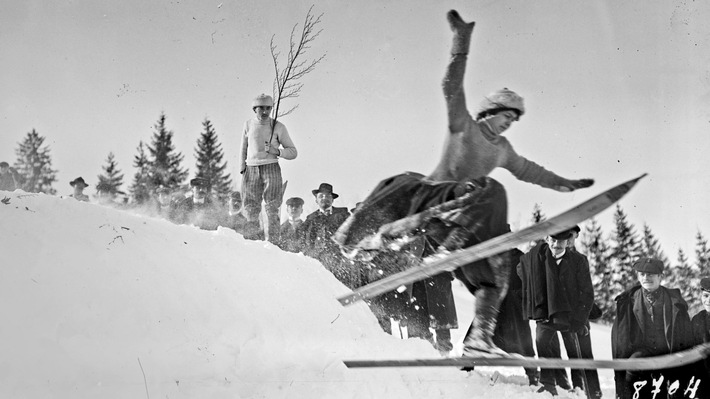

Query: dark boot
[[462, 286, 506, 356], [447, 10, 475, 55]]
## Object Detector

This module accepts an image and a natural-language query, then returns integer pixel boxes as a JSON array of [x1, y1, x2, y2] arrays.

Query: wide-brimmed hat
[[69, 177, 88, 187], [311, 183, 338, 199]]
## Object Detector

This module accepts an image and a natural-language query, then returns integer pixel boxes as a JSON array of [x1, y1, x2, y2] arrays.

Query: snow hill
[[1, 190, 608, 398]]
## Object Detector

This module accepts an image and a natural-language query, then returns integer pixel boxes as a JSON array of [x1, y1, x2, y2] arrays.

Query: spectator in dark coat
[[226, 191, 248, 235], [518, 227, 595, 396], [611, 257, 695, 399], [690, 277, 710, 398], [0, 162, 22, 191], [558, 225, 603, 399], [300, 183, 352, 284], [172, 178, 221, 230], [69, 177, 90, 202], [279, 197, 304, 252]]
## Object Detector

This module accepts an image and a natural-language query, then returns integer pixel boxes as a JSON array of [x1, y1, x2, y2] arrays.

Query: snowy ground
[[1, 190, 614, 398]]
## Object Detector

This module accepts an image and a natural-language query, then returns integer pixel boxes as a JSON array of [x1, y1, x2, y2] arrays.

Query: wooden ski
[[344, 342, 710, 370]]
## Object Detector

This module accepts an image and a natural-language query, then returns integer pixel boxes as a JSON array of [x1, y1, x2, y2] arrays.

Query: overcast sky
[[1, 0, 709, 259]]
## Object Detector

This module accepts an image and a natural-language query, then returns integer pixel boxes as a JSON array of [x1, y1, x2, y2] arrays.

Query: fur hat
[[252, 94, 274, 109], [633, 257, 664, 274], [285, 197, 304, 207], [312, 183, 339, 199], [477, 88, 525, 119], [69, 177, 88, 188]]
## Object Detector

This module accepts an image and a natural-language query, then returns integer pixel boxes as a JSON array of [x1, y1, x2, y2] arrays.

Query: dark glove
[[570, 178, 594, 189], [555, 178, 594, 192], [570, 321, 589, 337]]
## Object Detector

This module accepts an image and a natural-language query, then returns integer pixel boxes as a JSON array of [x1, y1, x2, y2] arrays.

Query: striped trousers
[[241, 162, 283, 243]]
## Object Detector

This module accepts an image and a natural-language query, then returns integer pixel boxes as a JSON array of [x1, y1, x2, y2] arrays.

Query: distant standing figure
[[69, 177, 90, 202], [240, 93, 297, 245], [172, 177, 221, 230], [155, 186, 175, 219], [0, 162, 22, 191], [280, 197, 305, 253], [611, 257, 695, 399], [300, 183, 352, 284]]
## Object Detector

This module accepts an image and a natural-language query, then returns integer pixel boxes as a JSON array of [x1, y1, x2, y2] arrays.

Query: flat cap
[[285, 197, 304, 207], [701, 277, 710, 292], [633, 257, 664, 274]]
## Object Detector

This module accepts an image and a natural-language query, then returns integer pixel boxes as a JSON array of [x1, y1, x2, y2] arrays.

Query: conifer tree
[[608, 205, 642, 295], [579, 218, 613, 322], [130, 141, 152, 204], [696, 230, 710, 276], [525, 203, 547, 250], [96, 152, 124, 196], [14, 129, 57, 194], [640, 223, 669, 266], [194, 118, 232, 196], [531, 203, 546, 224], [669, 248, 700, 314], [146, 113, 188, 190]]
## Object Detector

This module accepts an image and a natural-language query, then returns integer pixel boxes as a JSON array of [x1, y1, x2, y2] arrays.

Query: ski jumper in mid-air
[[334, 10, 594, 355]]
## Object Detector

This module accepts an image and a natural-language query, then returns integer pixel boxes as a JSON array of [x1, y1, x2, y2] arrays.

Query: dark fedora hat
[[312, 183, 338, 199], [550, 228, 574, 240], [69, 177, 88, 187]]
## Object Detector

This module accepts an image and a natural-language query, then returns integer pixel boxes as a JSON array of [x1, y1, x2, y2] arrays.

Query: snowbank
[[1, 190, 596, 398]]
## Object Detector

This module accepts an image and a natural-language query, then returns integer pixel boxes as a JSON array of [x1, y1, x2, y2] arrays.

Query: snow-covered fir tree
[[608, 205, 642, 296], [193, 118, 232, 197], [130, 141, 152, 205], [96, 152, 124, 196], [640, 223, 669, 266], [579, 218, 613, 323], [146, 113, 188, 191], [14, 129, 57, 194], [668, 248, 700, 315]]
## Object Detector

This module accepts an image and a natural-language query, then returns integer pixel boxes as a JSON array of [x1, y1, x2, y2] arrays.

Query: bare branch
[[268, 5, 326, 132]]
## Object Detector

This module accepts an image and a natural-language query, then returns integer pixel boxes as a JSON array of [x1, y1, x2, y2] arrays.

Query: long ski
[[344, 342, 710, 370], [337, 174, 646, 306]]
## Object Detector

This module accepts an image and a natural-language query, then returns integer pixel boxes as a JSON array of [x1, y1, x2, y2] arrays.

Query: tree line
[[7, 112, 232, 203]]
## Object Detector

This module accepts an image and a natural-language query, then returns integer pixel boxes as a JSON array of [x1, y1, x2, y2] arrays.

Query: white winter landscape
[[1, 190, 620, 398]]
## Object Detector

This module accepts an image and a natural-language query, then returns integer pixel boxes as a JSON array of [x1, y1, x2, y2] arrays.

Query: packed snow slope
[[0, 190, 587, 398]]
